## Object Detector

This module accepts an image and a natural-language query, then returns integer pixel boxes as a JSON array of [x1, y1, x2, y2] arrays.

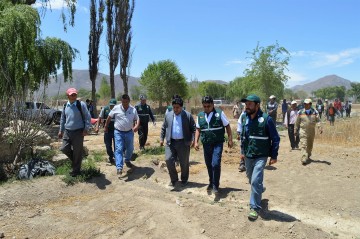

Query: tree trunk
[[91, 78, 97, 117], [121, 67, 128, 95], [109, 65, 115, 98]]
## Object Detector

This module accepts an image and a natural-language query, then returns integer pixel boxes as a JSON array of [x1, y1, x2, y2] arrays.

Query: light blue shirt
[[171, 113, 184, 139], [60, 100, 91, 132]]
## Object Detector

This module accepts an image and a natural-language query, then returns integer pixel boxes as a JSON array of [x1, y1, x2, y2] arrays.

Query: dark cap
[[241, 94, 261, 103], [109, 98, 117, 106]]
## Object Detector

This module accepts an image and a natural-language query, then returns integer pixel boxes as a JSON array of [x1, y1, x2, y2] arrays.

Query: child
[[328, 103, 335, 126]]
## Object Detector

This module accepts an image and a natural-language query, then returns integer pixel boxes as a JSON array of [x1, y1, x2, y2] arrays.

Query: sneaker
[[212, 187, 219, 195], [206, 184, 212, 192], [140, 146, 145, 151], [117, 169, 123, 175], [125, 161, 134, 168], [248, 209, 258, 220], [239, 164, 246, 172]]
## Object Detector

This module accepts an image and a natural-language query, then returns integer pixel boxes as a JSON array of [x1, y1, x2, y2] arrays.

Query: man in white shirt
[[284, 100, 300, 150], [105, 94, 140, 175]]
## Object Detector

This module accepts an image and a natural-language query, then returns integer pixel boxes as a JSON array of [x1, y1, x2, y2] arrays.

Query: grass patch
[[141, 146, 165, 155], [91, 150, 107, 162], [57, 157, 101, 186]]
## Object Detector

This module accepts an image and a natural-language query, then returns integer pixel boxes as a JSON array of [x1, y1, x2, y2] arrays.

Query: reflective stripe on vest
[[249, 136, 269, 140], [200, 127, 223, 132]]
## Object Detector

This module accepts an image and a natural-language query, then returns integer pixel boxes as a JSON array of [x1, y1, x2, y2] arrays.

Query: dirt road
[[1, 117, 360, 239]]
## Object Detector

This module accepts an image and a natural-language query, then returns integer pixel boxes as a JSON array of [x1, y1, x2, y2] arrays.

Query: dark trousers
[[203, 143, 224, 189], [138, 122, 149, 147], [61, 129, 84, 173], [288, 124, 299, 149], [104, 130, 115, 160], [165, 139, 190, 183]]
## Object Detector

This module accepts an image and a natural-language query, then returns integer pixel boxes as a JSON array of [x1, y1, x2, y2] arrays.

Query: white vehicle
[[14, 102, 62, 125]]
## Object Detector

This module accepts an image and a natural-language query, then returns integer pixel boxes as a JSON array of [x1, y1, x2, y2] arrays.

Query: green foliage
[[98, 77, 111, 100], [198, 81, 227, 99], [58, 157, 101, 186], [91, 150, 106, 162], [283, 88, 297, 101], [0, 2, 78, 102], [77, 88, 92, 100], [188, 77, 202, 107], [243, 42, 290, 104], [313, 86, 346, 101], [130, 85, 143, 101], [141, 146, 165, 155], [226, 76, 252, 100], [348, 82, 360, 100], [140, 60, 188, 107]]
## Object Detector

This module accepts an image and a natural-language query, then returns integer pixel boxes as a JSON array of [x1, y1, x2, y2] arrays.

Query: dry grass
[[316, 116, 360, 146]]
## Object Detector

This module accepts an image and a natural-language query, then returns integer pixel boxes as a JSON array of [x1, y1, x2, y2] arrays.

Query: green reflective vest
[[240, 112, 270, 158], [198, 109, 225, 144], [135, 104, 152, 123], [103, 106, 115, 131]]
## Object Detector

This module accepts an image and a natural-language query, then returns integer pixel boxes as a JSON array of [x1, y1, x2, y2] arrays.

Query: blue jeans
[[245, 156, 267, 211], [114, 130, 134, 170], [104, 130, 115, 160], [203, 143, 223, 189]]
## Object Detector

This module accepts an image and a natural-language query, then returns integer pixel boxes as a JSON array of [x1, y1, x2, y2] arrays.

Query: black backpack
[[18, 158, 56, 180]]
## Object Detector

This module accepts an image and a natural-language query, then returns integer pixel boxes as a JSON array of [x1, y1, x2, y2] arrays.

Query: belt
[[116, 129, 132, 133], [171, 138, 184, 141]]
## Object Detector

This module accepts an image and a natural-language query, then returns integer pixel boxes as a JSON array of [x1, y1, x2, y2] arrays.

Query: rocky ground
[[1, 110, 360, 239]]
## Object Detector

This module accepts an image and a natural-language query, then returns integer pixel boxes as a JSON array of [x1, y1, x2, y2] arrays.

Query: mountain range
[[41, 70, 140, 97], [290, 75, 353, 93], [41, 70, 354, 97]]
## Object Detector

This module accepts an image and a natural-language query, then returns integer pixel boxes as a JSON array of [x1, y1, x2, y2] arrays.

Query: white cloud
[[291, 48, 360, 68], [225, 59, 244, 66]]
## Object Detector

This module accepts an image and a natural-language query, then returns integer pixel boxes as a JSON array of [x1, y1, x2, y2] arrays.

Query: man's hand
[[269, 158, 277, 165], [133, 126, 139, 133], [94, 127, 99, 134], [240, 154, 245, 160], [58, 132, 63, 139], [194, 143, 200, 151], [236, 134, 240, 141], [160, 141, 164, 147], [190, 141, 194, 148], [104, 126, 108, 133], [228, 139, 233, 148]]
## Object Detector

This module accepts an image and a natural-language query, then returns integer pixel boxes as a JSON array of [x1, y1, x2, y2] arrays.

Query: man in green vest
[[135, 95, 155, 150], [194, 96, 233, 196], [95, 99, 117, 164], [240, 94, 280, 221]]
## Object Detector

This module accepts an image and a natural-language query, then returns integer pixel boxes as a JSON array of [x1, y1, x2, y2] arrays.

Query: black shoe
[[140, 146, 145, 151], [206, 184, 212, 192], [168, 181, 178, 187], [181, 181, 188, 187], [125, 161, 134, 168], [107, 158, 115, 165], [212, 186, 219, 194], [117, 169, 123, 175], [239, 164, 246, 172], [69, 171, 80, 177]]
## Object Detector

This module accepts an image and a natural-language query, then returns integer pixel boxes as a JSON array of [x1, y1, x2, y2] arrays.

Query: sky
[[36, 0, 360, 87]]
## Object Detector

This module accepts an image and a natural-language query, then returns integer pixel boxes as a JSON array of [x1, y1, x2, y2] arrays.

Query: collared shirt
[[284, 109, 298, 125], [196, 111, 229, 128], [109, 104, 138, 131], [171, 112, 184, 139]]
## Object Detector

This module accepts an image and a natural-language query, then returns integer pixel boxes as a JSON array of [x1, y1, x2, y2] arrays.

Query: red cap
[[66, 88, 78, 95]]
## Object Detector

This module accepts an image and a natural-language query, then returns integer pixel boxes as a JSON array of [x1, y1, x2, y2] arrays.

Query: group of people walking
[[58, 87, 334, 221]]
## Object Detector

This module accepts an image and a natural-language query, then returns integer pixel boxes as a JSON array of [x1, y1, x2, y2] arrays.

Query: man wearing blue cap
[[239, 94, 280, 220], [95, 98, 117, 164]]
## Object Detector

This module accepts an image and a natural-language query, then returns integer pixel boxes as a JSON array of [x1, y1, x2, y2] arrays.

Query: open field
[[1, 106, 360, 238]]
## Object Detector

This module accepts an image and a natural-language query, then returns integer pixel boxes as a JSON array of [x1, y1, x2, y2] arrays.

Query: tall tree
[[348, 82, 360, 102], [140, 60, 188, 108], [0, 1, 77, 102], [88, 0, 104, 117], [244, 42, 290, 105], [198, 82, 227, 99], [118, 0, 134, 95], [106, 0, 121, 98]]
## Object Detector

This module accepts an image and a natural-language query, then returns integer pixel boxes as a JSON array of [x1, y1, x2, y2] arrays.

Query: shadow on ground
[[86, 173, 112, 190], [260, 199, 299, 222], [124, 166, 155, 182]]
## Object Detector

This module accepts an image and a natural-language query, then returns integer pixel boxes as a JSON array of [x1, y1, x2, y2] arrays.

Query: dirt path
[[1, 118, 360, 239]]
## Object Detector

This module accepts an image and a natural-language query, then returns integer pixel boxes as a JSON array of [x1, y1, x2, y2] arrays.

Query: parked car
[[14, 102, 62, 125]]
